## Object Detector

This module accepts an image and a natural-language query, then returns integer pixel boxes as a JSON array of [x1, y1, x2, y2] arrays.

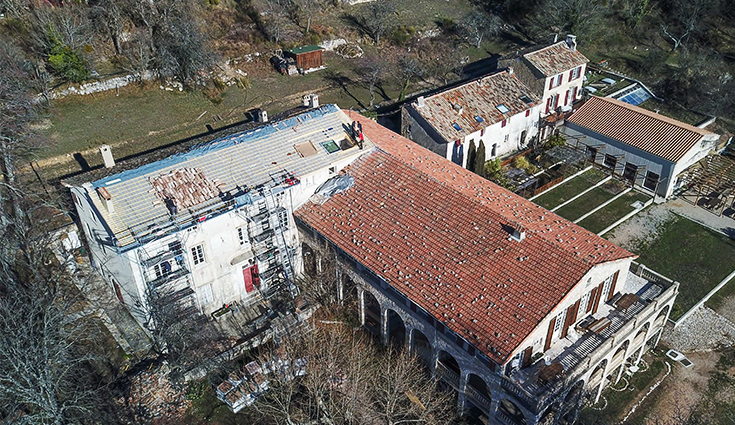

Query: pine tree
[[466, 139, 477, 171], [474, 140, 486, 177]]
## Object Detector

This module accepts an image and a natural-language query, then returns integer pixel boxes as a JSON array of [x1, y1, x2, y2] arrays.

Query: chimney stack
[[566, 34, 578, 51], [302, 94, 311, 107], [309, 94, 319, 108], [100, 145, 115, 168], [257, 109, 268, 123], [416, 96, 425, 108], [96, 187, 114, 213]]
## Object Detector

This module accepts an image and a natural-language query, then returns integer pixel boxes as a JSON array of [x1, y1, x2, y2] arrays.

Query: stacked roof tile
[[415, 71, 540, 143], [567, 96, 712, 162], [295, 112, 634, 364]]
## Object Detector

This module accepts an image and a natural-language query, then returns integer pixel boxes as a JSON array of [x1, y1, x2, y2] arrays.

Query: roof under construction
[[295, 111, 635, 364], [72, 105, 373, 248]]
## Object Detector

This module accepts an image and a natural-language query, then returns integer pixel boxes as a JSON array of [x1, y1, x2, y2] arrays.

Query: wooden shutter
[[607, 271, 620, 301], [586, 289, 596, 313], [569, 69, 574, 82], [522, 346, 533, 368], [561, 299, 581, 338], [591, 282, 605, 314], [572, 86, 578, 101], [564, 89, 570, 106], [549, 77, 554, 90], [544, 317, 556, 351], [546, 97, 553, 114]]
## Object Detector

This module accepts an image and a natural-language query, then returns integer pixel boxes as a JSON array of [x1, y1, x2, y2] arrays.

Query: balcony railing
[[465, 385, 492, 411], [147, 266, 189, 288], [435, 362, 460, 390]]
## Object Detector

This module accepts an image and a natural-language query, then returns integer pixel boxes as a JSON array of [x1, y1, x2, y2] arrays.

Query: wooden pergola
[[681, 154, 735, 216]]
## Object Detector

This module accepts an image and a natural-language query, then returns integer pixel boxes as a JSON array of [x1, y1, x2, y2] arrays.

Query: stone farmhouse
[[67, 104, 678, 425], [401, 69, 542, 167]]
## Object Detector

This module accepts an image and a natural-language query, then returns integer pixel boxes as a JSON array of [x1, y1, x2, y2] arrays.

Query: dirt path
[[641, 351, 719, 424]]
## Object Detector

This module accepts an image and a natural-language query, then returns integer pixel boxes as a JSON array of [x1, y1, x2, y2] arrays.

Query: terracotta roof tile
[[568, 97, 712, 163], [415, 71, 540, 142], [295, 113, 634, 364], [523, 41, 589, 77]]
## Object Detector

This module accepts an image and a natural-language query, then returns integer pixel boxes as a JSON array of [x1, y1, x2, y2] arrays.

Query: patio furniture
[[538, 362, 564, 385], [588, 318, 612, 334]]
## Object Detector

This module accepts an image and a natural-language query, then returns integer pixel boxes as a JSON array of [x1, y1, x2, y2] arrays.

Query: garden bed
[[577, 191, 651, 234], [532, 168, 608, 210], [553, 179, 626, 221]]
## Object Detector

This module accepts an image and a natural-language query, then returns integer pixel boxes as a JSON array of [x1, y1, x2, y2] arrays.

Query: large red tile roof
[[295, 112, 634, 363], [567, 96, 712, 163]]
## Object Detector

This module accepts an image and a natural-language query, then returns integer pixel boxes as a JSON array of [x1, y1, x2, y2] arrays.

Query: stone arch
[[538, 403, 560, 425], [301, 242, 316, 276], [498, 398, 528, 425], [564, 380, 585, 404], [363, 290, 381, 337], [588, 359, 607, 389], [645, 328, 663, 351], [436, 350, 461, 389], [411, 329, 432, 368], [386, 308, 406, 347], [654, 305, 670, 328], [465, 373, 492, 413]]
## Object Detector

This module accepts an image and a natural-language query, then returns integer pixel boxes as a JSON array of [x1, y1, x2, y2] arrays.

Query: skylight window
[[321, 140, 340, 154], [519, 95, 534, 104], [496, 104, 510, 114], [474, 116, 484, 123], [452, 123, 462, 131]]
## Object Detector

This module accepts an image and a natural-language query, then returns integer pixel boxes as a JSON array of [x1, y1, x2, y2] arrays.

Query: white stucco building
[[64, 104, 373, 326], [504, 35, 589, 118], [401, 69, 542, 167]]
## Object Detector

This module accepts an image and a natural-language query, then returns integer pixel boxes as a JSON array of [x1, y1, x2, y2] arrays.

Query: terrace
[[506, 263, 678, 412]]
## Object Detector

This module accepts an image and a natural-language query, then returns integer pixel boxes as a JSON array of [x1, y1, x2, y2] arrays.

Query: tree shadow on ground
[[323, 70, 366, 110]]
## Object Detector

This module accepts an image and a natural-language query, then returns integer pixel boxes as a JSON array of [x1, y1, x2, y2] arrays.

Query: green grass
[[553, 179, 625, 221], [577, 191, 651, 234], [635, 216, 735, 320], [637, 98, 708, 127], [532, 168, 607, 210], [689, 349, 735, 424], [578, 355, 666, 425], [185, 386, 261, 424]]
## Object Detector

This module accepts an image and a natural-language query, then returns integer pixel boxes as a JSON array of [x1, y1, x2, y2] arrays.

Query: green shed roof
[[287, 45, 324, 55]]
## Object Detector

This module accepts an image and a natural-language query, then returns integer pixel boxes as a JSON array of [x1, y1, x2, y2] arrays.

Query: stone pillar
[[593, 377, 605, 404], [406, 325, 414, 352], [488, 398, 501, 417], [431, 349, 439, 375], [358, 287, 365, 326], [457, 371, 469, 415], [381, 307, 389, 345]]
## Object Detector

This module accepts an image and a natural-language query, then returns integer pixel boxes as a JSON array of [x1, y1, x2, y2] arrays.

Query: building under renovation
[[295, 111, 678, 425], [66, 103, 677, 425], [64, 104, 372, 325]]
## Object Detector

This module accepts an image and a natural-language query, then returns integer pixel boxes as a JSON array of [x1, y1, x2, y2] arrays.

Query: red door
[[243, 264, 260, 293]]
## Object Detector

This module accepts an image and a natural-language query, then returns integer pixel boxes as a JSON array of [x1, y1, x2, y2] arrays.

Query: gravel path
[[663, 306, 735, 352], [605, 204, 676, 251]]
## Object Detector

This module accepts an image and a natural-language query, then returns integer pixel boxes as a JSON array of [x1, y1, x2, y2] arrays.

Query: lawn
[[578, 354, 666, 425], [532, 168, 608, 210], [577, 191, 651, 234], [635, 216, 735, 320], [553, 180, 625, 222]]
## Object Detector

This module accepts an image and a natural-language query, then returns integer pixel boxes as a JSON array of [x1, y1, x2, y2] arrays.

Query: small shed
[[285, 45, 324, 71]]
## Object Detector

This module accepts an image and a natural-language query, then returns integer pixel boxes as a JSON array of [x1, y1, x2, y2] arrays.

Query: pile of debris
[[123, 364, 190, 423]]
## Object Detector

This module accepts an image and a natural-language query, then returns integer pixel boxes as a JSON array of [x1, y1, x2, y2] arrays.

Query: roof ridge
[[595, 96, 710, 136]]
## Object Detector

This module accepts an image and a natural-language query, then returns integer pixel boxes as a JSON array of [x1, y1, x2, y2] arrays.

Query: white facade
[[541, 64, 586, 116], [457, 104, 543, 168]]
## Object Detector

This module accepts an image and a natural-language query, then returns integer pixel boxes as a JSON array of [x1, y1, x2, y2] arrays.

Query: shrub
[[546, 134, 567, 149], [390, 25, 416, 46], [48, 42, 89, 83], [513, 155, 540, 174], [186, 380, 208, 401], [435, 18, 458, 35]]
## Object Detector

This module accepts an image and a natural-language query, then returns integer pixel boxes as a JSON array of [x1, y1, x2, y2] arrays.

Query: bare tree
[[0, 37, 45, 223], [292, 0, 324, 34], [29, 4, 94, 55], [262, 0, 293, 43], [256, 321, 456, 424], [357, 0, 396, 44], [356, 53, 389, 108], [530, 0, 601, 39], [460, 10, 502, 49], [89, 0, 128, 55], [417, 38, 463, 86], [660, 0, 715, 51]]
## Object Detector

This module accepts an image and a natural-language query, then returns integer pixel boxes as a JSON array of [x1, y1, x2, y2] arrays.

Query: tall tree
[[292, 0, 324, 34], [660, 0, 715, 51], [466, 139, 477, 172], [474, 140, 486, 177], [356, 53, 389, 108], [90, 0, 127, 55]]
